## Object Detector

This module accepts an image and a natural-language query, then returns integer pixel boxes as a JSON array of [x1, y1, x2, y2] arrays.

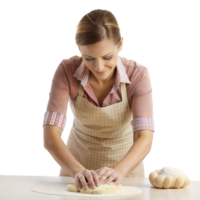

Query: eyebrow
[[82, 52, 114, 58]]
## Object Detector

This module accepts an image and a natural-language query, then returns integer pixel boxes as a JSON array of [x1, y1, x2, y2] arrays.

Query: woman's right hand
[[74, 169, 101, 190]]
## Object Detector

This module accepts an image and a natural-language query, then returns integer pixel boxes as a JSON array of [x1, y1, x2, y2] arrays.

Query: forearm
[[113, 136, 152, 177], [47, 143, 85, 178], [43, 128, 85, 178]]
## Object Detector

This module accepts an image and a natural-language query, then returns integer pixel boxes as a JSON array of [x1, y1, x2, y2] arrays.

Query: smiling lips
[[95, 68, 108, 74]]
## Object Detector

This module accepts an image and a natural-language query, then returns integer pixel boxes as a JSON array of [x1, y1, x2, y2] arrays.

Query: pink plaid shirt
[[43, 55, 154, 133]]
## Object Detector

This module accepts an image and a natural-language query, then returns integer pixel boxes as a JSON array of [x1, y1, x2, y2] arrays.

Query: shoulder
[[120, 56, 148, 70], [74, 55, 83, 67], [60, 55, 82, 75], [119, 56, 151, 88]]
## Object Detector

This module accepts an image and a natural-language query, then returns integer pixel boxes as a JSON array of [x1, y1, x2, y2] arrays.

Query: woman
[[43, 9, 154, 191]]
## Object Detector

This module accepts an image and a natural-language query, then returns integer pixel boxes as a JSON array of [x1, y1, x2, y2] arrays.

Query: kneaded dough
[[67, 182, 124, 194]]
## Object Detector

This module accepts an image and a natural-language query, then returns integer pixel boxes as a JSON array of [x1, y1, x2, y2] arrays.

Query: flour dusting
[[159, 166, 185, 177]]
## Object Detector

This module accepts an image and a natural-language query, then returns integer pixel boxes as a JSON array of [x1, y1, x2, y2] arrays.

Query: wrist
[[113, 166, 125, 178]]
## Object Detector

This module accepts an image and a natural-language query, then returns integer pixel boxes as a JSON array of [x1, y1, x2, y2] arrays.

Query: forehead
[[79, 39, 116, 57], [80, 39, 115, 49]]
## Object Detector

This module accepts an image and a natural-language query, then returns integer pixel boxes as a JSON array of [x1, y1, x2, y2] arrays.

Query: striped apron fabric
[[59, 82, 144, 177]]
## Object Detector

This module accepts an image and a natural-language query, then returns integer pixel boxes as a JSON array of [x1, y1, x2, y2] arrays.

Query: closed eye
[[85, 56, 112, 61]]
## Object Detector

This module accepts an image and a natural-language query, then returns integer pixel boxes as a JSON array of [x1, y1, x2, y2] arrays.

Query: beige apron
[[59, 81, 144, 177]]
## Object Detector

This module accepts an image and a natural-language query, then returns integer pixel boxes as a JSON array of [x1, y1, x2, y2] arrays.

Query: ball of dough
[[149, 167, 191, 189], [67, 182, 124, 194]]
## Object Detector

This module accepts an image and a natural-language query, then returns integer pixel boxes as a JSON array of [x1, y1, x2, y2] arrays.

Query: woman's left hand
[[95, 167, 124, 186]]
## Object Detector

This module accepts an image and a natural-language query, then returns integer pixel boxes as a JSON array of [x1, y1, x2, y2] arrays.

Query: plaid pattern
[[41, 111, 69, 132], [43, 56, 154, 132], [43, 110, 154, 133], [131, 117, 154, 132], [59, 82, 145, 177], [41, 56, 157, 177]]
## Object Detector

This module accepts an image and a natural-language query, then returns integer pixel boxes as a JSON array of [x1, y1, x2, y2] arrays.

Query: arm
[[114, 63, 155, 177], [44, 125, 85, 178], [113, 129, 153, 177]]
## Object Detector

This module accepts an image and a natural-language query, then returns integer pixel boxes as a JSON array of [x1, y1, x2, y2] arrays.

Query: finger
[[84, 170, 97, 189], [79, 172, 88, 189], [99, 169, 113, 184], [83, 169, 96, 189], [96, 171, 101, 179], [114, 179, 120, 186], [96, 169, 105, 177], [91, 170, 101, 187], [99, 174, 109, 184], [74, 175, 82, 190], [95, 170, 99, 177], [105, 174, 117, 184], [96, 167, 108, 176], [95, 170, 101, 179]]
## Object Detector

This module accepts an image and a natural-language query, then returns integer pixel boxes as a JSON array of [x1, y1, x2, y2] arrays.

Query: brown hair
[[75, 9, 121, 48]]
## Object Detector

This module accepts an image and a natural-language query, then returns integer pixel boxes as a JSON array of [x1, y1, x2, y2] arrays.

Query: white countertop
[[0, 175, 198, 199]]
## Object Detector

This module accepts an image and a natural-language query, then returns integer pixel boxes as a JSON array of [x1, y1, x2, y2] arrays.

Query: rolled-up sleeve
[[130, 67, 155, 133], [131, 117, 154, 132], [43, 61, 70, 131], [43, 111, 67, 131]]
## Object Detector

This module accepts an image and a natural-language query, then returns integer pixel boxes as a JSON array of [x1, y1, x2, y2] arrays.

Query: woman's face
[[79, 37, 123, 84]]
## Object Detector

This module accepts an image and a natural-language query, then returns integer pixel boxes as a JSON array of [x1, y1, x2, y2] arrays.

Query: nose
[[94, 59, 105, 72]]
